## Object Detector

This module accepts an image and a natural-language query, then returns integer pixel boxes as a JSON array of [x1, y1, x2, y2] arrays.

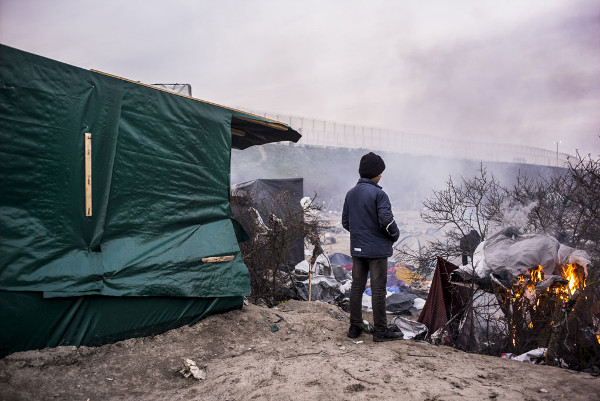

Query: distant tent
[[0, 45, 301, 356], [329, 253, 353, 267]]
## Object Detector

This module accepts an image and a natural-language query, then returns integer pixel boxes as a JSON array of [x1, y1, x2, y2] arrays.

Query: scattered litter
[[502, 348, 547, 364], [339, 346, 346, 351], [390, 316, 428, 340], [273, 314, 284, 323], [270, 324, 279, 333], [515, 348, 547, 363], [539, 388, 549, 393], [180, 358, 206, 380], [352, 341, 363, 344], [106, 378, 113, 381], [337, 315, 346, 319]]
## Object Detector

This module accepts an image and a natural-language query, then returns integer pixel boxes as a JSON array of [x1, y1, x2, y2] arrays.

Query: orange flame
[[510, 264, 586, 307], [530, 265, 544, 283], [561, 263, 585, 295], [507, 263, 587, 351]]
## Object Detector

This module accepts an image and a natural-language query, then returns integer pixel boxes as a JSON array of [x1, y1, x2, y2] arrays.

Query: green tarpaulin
[[0, 45, 300, 356]]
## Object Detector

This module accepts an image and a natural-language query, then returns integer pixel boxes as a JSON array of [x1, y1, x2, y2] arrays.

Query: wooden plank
[[231, 128, 246, 137], [85, 133, 92, 217], [202, 255, 235, 263], [232, 115, 289, 131]]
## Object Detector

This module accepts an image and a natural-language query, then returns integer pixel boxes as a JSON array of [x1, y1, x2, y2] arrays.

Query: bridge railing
[[240, 109, 570, 167]]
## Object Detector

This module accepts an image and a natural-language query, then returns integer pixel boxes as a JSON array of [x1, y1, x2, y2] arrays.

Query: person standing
[[342, 152, 402, 342]]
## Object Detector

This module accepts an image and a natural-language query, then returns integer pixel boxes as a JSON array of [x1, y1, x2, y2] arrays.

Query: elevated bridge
[[241, 109, 571, 167]]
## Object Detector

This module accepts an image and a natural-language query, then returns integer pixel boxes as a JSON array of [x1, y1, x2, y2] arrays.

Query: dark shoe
[[347, 325, 363, 339], [373, 327, 404, 342]]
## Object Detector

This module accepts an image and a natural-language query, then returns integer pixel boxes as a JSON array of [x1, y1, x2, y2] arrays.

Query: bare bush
[[405, 145, 600, 370], [398, 164, 507, 277], [231, 189, 328, 306]]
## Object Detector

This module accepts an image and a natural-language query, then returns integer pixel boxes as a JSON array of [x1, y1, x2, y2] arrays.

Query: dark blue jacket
[[342, 178, 399, 258]]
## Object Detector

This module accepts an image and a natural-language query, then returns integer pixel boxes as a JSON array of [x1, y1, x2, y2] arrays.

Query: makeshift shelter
[[0, 45, 301, 356], [417, 257, 470, 345], [419, 229, 593, 354]]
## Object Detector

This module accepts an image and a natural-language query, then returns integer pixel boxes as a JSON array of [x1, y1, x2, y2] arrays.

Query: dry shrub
[[231, 189, 327, 306]]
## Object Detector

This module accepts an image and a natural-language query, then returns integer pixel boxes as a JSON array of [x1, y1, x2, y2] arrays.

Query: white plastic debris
[[390, 316, 428, 340], [180, 358, 206, 380], [502, 348, 547, 363], [412, 298, 426, 310], [300, 196, 312, 209]]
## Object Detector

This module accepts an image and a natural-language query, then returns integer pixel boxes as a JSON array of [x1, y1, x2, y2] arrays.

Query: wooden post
[[308, 261, 313, 302], [85, 133, 92, 216]]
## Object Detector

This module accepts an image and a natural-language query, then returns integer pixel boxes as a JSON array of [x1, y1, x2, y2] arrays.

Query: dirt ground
[[1, 300, 598, 401]]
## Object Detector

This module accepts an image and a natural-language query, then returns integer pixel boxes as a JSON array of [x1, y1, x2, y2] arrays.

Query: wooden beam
[[231, 128, 246, 137], [232, 116, 288, 131], [85, 133, 92, 217], [202, 255, 235, 263]]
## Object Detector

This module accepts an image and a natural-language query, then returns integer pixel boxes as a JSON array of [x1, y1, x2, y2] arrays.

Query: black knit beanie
[[359, 152, 385, 179]]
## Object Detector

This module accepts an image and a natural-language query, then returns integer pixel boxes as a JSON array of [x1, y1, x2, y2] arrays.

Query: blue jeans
[[350, 257, 388, 332]]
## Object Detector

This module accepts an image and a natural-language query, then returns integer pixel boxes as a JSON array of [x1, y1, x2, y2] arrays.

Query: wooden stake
[[308, 262, 313, 302], [85, 133, 92, 217], [231, 128, 246, 137]]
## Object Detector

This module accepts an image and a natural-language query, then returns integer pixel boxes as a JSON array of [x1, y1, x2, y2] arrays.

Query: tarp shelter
[[231, 178, 304, 266], [0, 45, 301, 356], [417, 257, 470, 343]]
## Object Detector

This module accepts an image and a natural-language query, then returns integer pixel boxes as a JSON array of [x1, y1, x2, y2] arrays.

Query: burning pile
[[454, 227, 599, 369], [500, 262, 589, 352], [511, 263, 586, 307]]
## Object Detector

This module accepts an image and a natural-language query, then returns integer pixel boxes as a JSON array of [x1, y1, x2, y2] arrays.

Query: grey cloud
[[2, 0, 599, 154]]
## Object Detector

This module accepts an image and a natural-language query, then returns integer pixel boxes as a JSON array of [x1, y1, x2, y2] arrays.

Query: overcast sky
[[2, 0, 599, 155]]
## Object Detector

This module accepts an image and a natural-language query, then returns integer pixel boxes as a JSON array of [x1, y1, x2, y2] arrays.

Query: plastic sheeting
[[294, 276, 344, 302], [0, 45, 300, 355], [474, 227, 591, 286], [329, 253, 353, 266], [391, 316, 428, 340], [0, 290, 241, 357], [386, 293, 417, 314], [0, 44, 301, 298]]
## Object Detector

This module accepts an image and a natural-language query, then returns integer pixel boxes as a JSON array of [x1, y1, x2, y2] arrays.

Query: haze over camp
[[1, 1, 599, 400], [1, 0, 599, 155]]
